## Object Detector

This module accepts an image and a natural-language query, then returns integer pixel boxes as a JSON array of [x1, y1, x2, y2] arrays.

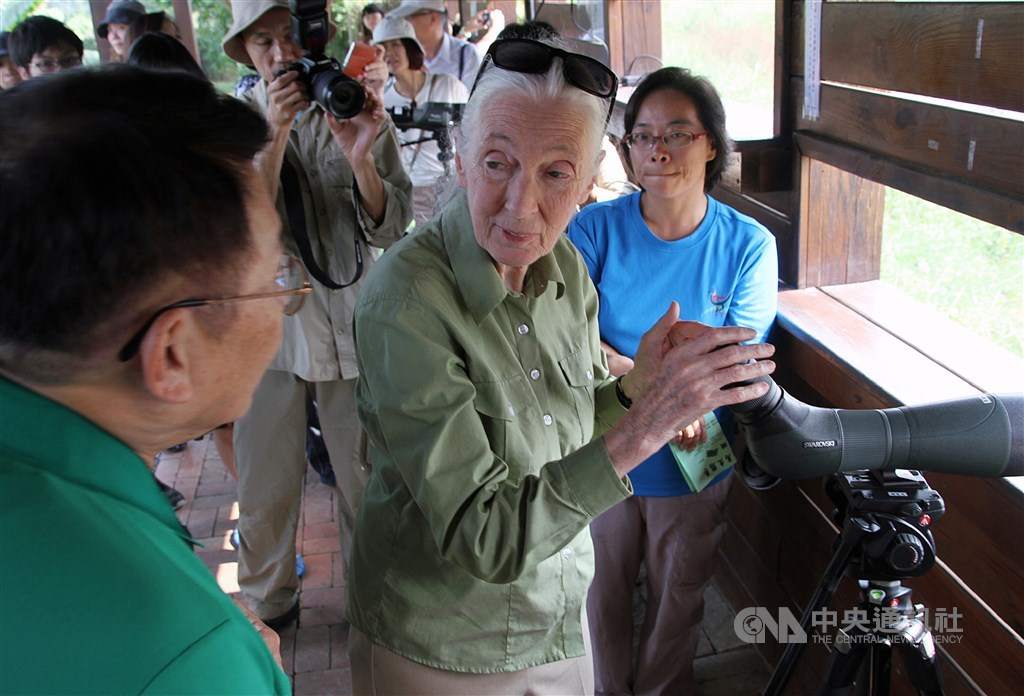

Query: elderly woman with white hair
[[346, 37, 777, 694]]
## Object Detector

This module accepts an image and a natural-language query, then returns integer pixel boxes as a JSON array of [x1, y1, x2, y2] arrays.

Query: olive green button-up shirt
[[242, 80, 412, 382], [348, 191, 632, 673]]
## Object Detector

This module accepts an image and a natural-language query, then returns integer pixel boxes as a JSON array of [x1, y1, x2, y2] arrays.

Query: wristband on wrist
[[615, 376, 633, 409]]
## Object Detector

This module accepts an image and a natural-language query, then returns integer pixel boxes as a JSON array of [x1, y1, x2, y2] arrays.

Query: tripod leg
[[816, 634, 865, 695], [895, 629, 943, 696], [764, 537, 860, 696], [865, 644, 892, 696]]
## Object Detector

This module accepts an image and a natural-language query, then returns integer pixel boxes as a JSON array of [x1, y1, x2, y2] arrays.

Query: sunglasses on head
[[469, 38, 619, 125]]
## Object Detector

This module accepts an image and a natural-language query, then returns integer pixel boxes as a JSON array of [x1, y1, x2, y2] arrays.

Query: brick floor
[[156, 435, 770, 695], [156, 434, 353, 695]]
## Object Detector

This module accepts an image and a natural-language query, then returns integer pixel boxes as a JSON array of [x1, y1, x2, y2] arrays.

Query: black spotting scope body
[[729, 376, 1024, 480]]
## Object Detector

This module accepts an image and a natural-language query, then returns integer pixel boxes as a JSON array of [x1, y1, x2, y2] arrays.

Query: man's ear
[[137, 309, 196, 404], [16, 66, 30, 80]]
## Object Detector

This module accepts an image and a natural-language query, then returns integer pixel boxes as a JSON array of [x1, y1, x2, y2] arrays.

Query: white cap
[[387, 0, 447, 20]]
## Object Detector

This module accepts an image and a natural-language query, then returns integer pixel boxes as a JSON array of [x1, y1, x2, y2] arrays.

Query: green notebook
[[669, 411, 737, 493]]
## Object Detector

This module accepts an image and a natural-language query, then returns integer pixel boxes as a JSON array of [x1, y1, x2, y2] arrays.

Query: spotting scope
[[730, 376, 1023, 480]]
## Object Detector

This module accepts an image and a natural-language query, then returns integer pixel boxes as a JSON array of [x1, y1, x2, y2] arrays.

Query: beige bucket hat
[[371, 15, 425, 55], [222, 0, 337, 66]]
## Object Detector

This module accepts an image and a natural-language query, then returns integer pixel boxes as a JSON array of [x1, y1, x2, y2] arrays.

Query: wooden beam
[[796, 131, 1024, 234], [797, 156, 884, 288], [794, 80, 1024, 203], [88, 0, 111, 62], [820, 2, 1024, 113], [170, 0, 199, 64]]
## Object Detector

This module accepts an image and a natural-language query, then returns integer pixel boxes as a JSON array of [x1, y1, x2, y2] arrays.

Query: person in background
[[0, 32, 23, 90], [387, 0, 480, 90], [8, 16, 83, 80], [567, 66, 778, 695], [126, 29, 201, 77], [373, 14, 468, 226], [360, 2, 386, 45], [96, 0, 147, 62], [345, 36, 776, 694], [0, 64, 293, 695], [221, 0, 412, 632], [455, 6, 505, 56]]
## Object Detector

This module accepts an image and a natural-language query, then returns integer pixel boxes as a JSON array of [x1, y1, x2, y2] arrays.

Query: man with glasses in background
[[8, 15, 83, 80], [0, 66, 296, 694], [387, 0, 481, 90]]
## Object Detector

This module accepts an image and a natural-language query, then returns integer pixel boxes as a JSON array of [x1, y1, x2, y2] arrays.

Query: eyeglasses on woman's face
[[117, 254, 312, 362], [622, 130, 710, 151], [469, 38, 619, 126]]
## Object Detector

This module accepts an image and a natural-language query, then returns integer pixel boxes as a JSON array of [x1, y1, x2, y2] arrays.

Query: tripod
[[762, 470, 947, 696]]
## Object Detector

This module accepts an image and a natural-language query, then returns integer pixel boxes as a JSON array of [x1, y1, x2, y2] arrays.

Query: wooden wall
[[718, 2, 1024, 693]]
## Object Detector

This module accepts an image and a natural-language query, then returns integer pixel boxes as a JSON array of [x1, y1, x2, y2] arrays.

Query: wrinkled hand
[[607, 314, 775, 476], [619, 302, 680, 399], [265, 70, 310, 131], [638, 319, 774, 440], [326, 85, 385, 162]]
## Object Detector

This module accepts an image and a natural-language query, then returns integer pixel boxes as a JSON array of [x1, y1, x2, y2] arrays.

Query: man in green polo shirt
[[0, 67, 297, 693]]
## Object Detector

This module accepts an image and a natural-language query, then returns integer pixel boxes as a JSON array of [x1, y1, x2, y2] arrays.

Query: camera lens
[[311, 70, 365, 120]]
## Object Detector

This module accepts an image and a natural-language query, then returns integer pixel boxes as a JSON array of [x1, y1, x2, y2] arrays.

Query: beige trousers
[[234, 368, 368, 620], [348, 614, 595, 695]]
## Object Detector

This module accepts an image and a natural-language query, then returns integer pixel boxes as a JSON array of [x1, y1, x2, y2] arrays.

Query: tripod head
[[387, 102, 464, 165], [826, 470, 945, 581]]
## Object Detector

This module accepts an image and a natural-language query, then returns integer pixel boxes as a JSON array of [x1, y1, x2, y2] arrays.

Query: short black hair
[[623, 67, 733, 192], [8, 15, 84, 69], [0, 66, 269, 382], [126, 32, 204, 77], [402, 38, 424, 71]]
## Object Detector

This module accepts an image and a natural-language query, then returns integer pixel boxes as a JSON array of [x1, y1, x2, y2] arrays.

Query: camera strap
[[279, 156, 363, 290]]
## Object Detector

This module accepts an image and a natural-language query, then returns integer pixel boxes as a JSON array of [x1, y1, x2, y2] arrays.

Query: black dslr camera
[[282, 0, 364, 119]]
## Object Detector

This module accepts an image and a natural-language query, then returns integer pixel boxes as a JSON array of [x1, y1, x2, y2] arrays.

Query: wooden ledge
[[777, 281, 1024, 405]]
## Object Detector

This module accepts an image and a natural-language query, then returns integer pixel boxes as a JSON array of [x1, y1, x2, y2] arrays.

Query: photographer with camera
[[373, 15, 467, 226], [222, 0, 412, 631]]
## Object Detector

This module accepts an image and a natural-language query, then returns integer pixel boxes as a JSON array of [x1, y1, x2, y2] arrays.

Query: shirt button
[[562, 548, 573, 558], [543, 414, 553, 426], [586, 370, 593, 380], [517, 324, 530, 335], [530, 369, 541, 380]]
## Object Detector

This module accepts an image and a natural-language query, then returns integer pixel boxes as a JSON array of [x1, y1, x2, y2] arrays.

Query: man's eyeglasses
[[31, 56, 82, 73], [623, 130, 711, 151], [469, 38, 618, 126], [118, 254, 312, 362]]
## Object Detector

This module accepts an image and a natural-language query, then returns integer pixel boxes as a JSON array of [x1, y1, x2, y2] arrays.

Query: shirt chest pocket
[[557, 348, 596, 449], [315, 155, 354, 192], [472, 376, 536, 481]]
